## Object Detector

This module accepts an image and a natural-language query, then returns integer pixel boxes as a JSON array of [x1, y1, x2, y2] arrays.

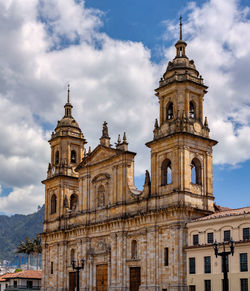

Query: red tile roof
[[0, 270, 42, 280], [193, 206, 250, 222]]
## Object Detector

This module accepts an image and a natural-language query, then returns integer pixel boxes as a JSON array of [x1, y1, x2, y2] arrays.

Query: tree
[[33, 236, 42, 270], [16, 237, 34, 270]]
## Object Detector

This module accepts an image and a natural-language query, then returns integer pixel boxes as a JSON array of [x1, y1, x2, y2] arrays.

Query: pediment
[[91, 147, 116, 163], [76, 145, 119, 169]]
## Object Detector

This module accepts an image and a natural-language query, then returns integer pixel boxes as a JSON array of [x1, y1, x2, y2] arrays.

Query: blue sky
[[86, 0, 250, 208], [0, 0, 250, 214]]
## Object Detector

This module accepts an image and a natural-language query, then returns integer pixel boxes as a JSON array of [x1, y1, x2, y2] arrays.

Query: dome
[[56, 115, 80, 129]]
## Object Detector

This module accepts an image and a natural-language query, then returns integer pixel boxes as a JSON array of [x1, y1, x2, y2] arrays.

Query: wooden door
[[130, 267, 141, 291], [96, 264, 108, 291], [69, 271, 77, 291]]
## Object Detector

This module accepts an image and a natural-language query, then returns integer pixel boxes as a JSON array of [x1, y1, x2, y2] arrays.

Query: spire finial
[[123, 132, 127, 144], [179, 15, 183, 40], [67, 84, 70, 103], [117, 134, 121, 145]]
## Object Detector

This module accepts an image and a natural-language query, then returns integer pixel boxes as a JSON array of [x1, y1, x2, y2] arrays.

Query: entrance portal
[[130, 267, 141, 291], [96, 264, 108, 291], [69, 271, 77, 291]]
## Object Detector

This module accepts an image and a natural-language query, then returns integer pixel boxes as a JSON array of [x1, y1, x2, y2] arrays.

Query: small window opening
[[55, 151, 59, 165], [70, 249, 75, 263], [131, 240, 137, 259], [71, 150, 76, 163], [97, 185, 105, 207], [27, 281, 33, 289], [191, 158, 202, 185], [166, 102, 174, 120], [161, 159, 172, 186], [189, 101, 195, 119], [51, 262, 54, 274], [70, 194, 78, 211], [51, 194, 57, 214], [164, 248, 169, 266]]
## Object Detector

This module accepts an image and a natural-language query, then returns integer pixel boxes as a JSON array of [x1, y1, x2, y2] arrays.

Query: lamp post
[[71, 259, 85, 291], [213, 240, 235, 291]]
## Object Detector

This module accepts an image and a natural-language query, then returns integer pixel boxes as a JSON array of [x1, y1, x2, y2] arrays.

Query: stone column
[[83, 239, 88, 291], [116, 231, 127, 290], [146, 226, 160, 291], [41, 241, 47, 291], [62, 241, 68, 291], [110, 233, 117, 288], [140, 229, 148, 291]]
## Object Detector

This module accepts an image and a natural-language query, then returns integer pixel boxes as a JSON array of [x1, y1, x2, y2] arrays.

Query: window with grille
[[207, 232, 214, 244], [189, 257, 196, 274], [204, 280, 211, 291], [189, 286, 196, 291], [224, 230, 231, 242], [26, 281, 33, 289], [193, 234, 199, 246], [164, 248, 169, 266], [243, 228, 250, 240], [204, 256, 211, 273], [241, 278, 248, 291], [240, 253, 248, 272]]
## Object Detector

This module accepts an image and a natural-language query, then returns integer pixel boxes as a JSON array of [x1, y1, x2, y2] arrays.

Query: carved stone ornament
[[92, 173, 110, 184], [97, 239, 106, 251]]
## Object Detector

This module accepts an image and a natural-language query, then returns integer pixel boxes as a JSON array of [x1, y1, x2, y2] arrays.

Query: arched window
[[166, 102, 174, 120], [55, 151, 59, 165], [70, 194, 78, 211], [71, 150, 76, 163], [161, 159, 172, 186], [70, 249, 75, 263], [191, 158, 202, 185], [131, 240, 137, 259], [51, 194, 57, 214], [97, 185, 105, 207], [189, 101, 195, 119]]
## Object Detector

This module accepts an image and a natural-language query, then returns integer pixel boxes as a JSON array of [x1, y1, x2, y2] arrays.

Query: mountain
[[0, 205, 44, 262]]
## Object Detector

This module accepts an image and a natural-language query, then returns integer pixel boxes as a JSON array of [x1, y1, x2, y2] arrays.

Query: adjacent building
[[41, 20, 218, 291], [0, 270, 42, 291], [186, 206, 250, 291]]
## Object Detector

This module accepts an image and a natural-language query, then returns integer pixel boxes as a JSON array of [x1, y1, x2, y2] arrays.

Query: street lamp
[[71, 259, 85, 291], [213, 239, 235, 291]]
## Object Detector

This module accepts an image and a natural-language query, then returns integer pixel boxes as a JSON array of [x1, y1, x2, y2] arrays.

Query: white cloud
[[0, 185, 43, 214], [164, 0, 250, 165], [1, 0, 250, 214], [0, 0, 158, 214]]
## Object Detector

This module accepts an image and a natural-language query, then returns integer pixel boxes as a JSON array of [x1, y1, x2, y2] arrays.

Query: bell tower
[[146, 17, 217, 214], [42, 86, 86, 230]]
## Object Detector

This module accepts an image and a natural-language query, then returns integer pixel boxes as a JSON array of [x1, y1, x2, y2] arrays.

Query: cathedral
[[41, 20, 217, 291]]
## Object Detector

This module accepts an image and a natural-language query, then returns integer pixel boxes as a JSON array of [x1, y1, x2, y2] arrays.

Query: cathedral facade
[[41, 22, 217, 291]]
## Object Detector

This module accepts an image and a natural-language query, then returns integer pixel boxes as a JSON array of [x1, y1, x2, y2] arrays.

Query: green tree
[[33, 236, 42, 270], [16, 237, 34, 269]]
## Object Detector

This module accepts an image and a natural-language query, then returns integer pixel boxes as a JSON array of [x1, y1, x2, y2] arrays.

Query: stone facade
[[41, 23, 217, 291]]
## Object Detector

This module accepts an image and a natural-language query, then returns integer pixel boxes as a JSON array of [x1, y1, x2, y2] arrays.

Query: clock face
[[194, 122, 202, 133]]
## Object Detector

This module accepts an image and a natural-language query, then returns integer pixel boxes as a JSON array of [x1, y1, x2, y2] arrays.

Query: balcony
[[5, 286, 41, 291]]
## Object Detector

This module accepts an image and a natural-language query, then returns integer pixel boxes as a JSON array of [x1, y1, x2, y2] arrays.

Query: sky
[[0, 0, 250, 214]]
